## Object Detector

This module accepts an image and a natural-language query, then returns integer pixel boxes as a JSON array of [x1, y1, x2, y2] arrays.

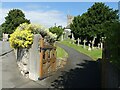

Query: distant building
[[63, 15, 74, 40], [66, 15, 74, 28]]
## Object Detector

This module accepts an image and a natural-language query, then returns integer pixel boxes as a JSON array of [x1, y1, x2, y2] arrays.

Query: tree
[[70, 2, 119, 45], [106, 21, 120, 70], [49, 26, 64, 40], [1, 9, 30, 34]]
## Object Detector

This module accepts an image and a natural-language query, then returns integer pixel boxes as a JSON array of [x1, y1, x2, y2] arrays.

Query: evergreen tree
[[1, 9, 30, 34], [70, 2, 119, 44], [49, 26, 64, 40]]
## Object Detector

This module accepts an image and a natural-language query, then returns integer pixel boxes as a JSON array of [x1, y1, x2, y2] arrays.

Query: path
[[1, 42, 101, 88], [50, 43, 101, 88]]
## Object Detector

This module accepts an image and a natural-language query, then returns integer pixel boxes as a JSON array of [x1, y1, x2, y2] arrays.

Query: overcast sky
[[0, 2, 119, 28]]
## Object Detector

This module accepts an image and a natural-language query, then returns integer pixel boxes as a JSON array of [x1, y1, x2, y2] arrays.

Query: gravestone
[[92, 40, 95, 49], [100, 37, 104, 49], [92, 37, 96, 49], [88, 43, 91, 51], [71, 33, 75, 44], [83, 39, 87, 49], [29, 34, 41, 81], [77, 38, 80, 46], [61, 34, 64, 41], [98, 43, 100, 49], [101, 42, 103, 49]]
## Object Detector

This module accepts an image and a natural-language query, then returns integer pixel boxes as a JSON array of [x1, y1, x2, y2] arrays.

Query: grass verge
[[56, 46, 68, 58], [59, 40, 102, 60]]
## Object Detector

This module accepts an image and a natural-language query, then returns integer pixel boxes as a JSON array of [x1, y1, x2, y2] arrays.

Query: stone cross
[[77, 38, 80, 46], [88, 43, 91, 51], [83, 39, 87, 49], [29, 34, 41, 81], [92, 37, 96, 49]]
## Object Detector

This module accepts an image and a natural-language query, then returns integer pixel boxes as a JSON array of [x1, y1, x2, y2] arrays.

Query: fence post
[[40, 38, 44, 79]]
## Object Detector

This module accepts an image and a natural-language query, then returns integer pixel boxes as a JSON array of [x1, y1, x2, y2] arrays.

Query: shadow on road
[[51, 59, 101, 88]]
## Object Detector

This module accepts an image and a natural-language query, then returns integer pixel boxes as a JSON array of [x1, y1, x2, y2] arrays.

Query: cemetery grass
[[57, 46, 68, 58], [59, 40, 102, 61]]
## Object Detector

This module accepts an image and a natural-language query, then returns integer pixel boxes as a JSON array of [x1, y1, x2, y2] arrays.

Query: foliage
[[17, 23, 57, 43], [9, 23, 57, 49], [44, 31, 57, 44], [49, 26, 64, 40], [1, 9, 30, 34], [9, 29, 33, 49], [70, 2, 119, 44], [106, 21, 120, 70]]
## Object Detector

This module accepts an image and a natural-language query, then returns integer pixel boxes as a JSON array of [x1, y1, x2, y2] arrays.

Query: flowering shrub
[[45, 30, 57, 43], [9, 23, 57, 49], [16, 23, 40, 34], [9, 29, 33, 49], [17, 23, 57, 40]]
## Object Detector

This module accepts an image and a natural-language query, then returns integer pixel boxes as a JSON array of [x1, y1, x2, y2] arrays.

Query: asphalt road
[[1, 41, 101, 89], [50, 43, 101, 88]]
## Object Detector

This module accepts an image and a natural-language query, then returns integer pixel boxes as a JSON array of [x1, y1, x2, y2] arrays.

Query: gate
[[39, 38, 56, 79]]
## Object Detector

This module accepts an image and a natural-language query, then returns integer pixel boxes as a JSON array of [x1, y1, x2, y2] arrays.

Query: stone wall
[[14, 34, 68, 81], [14, 34, 42, 81]]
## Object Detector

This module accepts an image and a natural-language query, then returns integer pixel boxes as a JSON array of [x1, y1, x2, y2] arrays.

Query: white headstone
[[92, 40, 95, 49], [83, 39, 87, 49], [98, 43, 100, 49], [77, 38, 80, 46], [88, 43, 91, 51], [71, 33, 75, 44], [61, 34, 64, 41], [100, 42, 103, 49]]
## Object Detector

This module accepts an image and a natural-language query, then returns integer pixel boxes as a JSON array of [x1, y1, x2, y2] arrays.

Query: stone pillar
[[2, 33, 8, 41], [29, 34, 41, 81]]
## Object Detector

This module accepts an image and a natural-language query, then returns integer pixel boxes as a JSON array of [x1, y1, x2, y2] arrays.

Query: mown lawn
[[59, 40, 102, 60], [56, 46, 68, 58]]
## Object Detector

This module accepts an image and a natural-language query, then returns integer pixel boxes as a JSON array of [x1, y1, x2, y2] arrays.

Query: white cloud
[[0, 8, 67, 28], [25, 4, 50, 9]]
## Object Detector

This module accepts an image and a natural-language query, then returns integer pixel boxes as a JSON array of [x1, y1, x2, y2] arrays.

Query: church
[[63, 14, 74, 40]]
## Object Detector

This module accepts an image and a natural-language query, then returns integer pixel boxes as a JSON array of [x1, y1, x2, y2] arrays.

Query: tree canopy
[[70, 2, 119, 44], [1, 9, 30, 34], [49, 26, 64, 40]]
